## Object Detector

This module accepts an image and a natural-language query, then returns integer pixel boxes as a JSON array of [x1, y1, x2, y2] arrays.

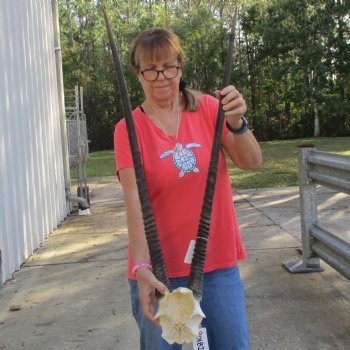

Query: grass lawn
[[73, 136, 350, 189], [229, 136, 350, 189], [70, 151, 116, 178]]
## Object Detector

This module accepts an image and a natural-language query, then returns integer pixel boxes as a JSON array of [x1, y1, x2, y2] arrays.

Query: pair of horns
[[102, 6, 237, 300]]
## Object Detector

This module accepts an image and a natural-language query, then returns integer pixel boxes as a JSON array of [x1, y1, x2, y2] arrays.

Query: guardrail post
[[283, 144, 324, 273]]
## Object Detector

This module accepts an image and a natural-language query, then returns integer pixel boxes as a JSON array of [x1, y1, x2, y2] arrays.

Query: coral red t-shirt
[[114, 94, 247, 280]]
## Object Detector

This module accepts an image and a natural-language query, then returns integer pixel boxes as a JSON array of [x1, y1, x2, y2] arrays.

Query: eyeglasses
[[140, 66, 180, 82]]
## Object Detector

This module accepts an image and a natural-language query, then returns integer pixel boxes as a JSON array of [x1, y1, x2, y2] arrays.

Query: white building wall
[[0, 0, 67, 284]]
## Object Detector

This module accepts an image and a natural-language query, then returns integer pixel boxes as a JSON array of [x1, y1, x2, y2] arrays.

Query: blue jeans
[[129, 266, 250, 350]]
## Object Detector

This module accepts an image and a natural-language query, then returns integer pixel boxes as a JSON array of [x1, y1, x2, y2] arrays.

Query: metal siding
[[10, 0, 27, 263], [47, 1, 66, 222], [44, 0, 62, 231], [19, 0, 35, 257], [28, 1, 45, 250], [1, 0, 22, 276], [34, 0, 50, 243], [23, 1, 41, 254], [0, 0, 67, 284], [0, 3, 9, 280], [37, 0, 52, 238]]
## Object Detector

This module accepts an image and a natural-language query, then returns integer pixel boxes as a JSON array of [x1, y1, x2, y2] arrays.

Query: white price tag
[[192, 327, 210, 350], [184, 240, 196, 264]]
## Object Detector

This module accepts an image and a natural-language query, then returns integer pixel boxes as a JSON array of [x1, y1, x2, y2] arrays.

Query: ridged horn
[[101, 6, 171, 292], [187, 8, 238, 300]]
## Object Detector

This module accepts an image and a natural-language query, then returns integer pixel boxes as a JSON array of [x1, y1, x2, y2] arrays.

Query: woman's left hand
[[215, 85, 247, 129]]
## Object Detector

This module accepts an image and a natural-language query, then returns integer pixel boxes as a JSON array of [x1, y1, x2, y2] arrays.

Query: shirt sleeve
[[114, 119, 134, 180]]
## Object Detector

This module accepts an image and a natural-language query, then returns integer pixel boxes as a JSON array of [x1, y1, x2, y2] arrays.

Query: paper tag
[[184, 240, 196, 264], [192, 327, 210, 350]]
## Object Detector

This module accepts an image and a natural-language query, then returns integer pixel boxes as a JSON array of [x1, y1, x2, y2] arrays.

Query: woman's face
[[137, 54, 182, 105]]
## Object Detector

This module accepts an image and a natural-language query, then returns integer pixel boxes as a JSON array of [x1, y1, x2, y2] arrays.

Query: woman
[[114, 27, 262, 350]]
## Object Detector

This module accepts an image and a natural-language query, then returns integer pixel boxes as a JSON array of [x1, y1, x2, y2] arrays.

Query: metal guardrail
[[283, 145, 350, 280]]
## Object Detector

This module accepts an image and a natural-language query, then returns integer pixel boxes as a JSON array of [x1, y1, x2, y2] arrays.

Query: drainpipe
[[51, 0, 71, 214], [67, 195, 90, 210], [51, 0, 89, 212]]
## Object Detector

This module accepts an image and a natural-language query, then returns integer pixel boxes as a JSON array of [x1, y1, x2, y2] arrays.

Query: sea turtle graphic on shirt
[[160, 142, 201, 177]]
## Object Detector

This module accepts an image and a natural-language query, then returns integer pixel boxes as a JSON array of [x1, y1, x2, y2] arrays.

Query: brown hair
[[129, 27, 201, 111]]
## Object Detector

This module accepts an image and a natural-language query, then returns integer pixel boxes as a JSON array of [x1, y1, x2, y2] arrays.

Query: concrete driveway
[[0, 177, 349, 349]]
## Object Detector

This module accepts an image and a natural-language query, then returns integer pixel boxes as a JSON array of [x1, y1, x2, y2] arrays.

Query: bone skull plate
[[154, 287, 205, 344]]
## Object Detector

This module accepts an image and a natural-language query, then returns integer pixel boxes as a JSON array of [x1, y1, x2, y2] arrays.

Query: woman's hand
[[215, 86, 262, 170], [136, 268, 169, 322], [215, 85, 247, 129]]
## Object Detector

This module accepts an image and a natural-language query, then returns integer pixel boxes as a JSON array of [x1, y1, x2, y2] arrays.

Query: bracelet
[[226, 117, 249, 135], [132, 262, 152, 277]]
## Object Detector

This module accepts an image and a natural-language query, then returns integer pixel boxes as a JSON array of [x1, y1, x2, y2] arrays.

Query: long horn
[[101, 5, 171, 292], [187, 7, 238, 300]]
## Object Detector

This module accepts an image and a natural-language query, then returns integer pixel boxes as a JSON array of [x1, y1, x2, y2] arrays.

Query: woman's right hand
[[136, 268, 169, 322]]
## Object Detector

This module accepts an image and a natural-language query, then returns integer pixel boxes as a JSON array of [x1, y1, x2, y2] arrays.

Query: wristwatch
[[226, 117, 249, 135]]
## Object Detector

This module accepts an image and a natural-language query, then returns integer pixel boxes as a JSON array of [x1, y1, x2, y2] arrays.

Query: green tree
[[58, 0, 350, 150]]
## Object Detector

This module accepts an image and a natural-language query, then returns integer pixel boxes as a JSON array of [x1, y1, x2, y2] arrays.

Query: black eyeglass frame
[[139, 66, 180, 82]]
